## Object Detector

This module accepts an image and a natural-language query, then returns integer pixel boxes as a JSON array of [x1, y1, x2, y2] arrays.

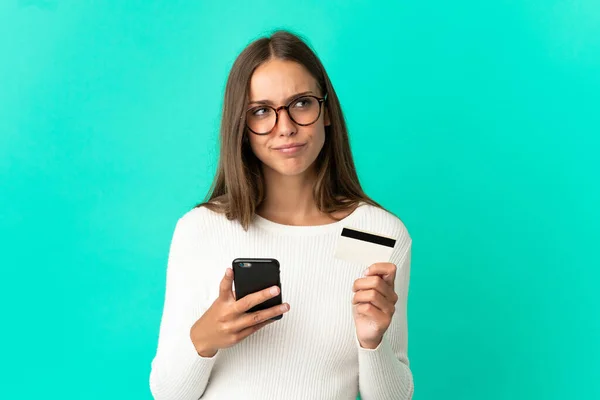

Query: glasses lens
[[246, 106, 276, 134], [289, 96, 320, 125], [245, 96, 321, 134]]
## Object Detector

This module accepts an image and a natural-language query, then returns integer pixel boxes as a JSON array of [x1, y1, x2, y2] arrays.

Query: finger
[[219, 268, 235, 300], [355, 302, 388, 320], [353, 276, 398, 302], [235, 303, 290, 331], [234, 318, 276, 343], [234, 285, 281, 313], [352, 289, 395, 315], [364, 263, 397, 287]]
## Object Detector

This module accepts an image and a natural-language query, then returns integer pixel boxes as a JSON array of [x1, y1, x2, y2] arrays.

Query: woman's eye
[[293, 97, 312, 108], [253, 108, 268, 116]]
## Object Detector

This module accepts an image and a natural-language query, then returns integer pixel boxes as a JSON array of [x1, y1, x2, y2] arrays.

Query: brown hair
[[196, 30, 383, 230]]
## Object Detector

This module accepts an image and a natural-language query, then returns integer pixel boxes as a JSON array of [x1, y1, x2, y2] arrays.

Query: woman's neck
[[256, 167, 354, 226], [257, 169, 318, 224]]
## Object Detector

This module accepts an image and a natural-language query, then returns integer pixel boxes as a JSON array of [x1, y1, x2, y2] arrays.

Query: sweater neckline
[[252, 201, 366, 235]]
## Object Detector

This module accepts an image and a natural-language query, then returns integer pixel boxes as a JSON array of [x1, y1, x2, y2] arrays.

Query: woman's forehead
[[248, 59, 318, 102]]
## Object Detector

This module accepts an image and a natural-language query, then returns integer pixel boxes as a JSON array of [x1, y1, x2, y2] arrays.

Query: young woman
[[149, 30, 414, 400]]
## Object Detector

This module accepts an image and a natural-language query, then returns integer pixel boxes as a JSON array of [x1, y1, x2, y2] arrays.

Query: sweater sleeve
[[357, 242, 414, 400], [149, 214, 217, 400]]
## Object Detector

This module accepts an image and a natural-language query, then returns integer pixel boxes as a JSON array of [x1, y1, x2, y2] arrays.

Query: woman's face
[[246, 59, 329, 178]]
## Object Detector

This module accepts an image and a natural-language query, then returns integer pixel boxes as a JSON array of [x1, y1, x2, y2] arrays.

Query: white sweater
[[149, 202, 413, 400]]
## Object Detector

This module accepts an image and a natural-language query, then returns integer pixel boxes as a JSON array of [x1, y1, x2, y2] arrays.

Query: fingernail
[[270, 286, 279, 296], [280, 304, 289, 312], [364, 268, 370, 276]]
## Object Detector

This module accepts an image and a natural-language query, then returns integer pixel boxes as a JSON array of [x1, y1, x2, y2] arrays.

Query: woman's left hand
[[352, 262, 398, 349]]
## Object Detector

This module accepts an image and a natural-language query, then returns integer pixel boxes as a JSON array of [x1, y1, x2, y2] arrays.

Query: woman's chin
[[268, 162, 314, 178], [276, 167, 308, 177]]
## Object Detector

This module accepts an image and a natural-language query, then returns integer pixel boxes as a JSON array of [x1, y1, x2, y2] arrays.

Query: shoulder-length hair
[[196, 30, 383, 230]]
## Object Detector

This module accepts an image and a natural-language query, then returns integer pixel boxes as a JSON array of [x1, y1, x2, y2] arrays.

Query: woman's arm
[[149, 214, 217, 400], [357, 244, 414, 400]]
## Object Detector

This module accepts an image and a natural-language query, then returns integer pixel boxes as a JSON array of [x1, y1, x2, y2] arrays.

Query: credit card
[[334, 227, 396, 267]]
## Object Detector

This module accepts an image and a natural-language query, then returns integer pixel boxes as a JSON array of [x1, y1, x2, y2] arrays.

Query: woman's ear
[[324, 107, 331, 127]]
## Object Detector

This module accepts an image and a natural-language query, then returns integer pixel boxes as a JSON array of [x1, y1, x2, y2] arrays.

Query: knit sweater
[[149, 202, 413, 399]]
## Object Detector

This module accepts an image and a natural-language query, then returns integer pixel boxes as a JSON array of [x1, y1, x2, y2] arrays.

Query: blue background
[[1, 1, 599, 399]]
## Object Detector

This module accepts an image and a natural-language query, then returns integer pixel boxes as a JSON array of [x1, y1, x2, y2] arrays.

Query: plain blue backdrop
[[1, 1, 599, 399]]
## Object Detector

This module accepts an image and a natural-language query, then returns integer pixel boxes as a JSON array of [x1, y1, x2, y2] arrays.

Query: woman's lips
[[274, 143, 306, 154]]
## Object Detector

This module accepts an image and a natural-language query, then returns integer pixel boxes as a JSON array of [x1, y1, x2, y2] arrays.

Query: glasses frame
[[244, 93, 328, 135]]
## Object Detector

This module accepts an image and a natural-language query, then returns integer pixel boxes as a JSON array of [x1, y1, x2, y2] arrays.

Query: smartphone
[[232, 258, 283, 320]]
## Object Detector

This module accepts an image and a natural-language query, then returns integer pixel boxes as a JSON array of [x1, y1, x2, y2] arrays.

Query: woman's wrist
[[358, 337, 382, 350], [197, 347, 218, 358], [190, 332, 218, 358]]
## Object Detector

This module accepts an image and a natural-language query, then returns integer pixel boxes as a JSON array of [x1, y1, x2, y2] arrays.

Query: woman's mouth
[[273, 143, 306, 154]]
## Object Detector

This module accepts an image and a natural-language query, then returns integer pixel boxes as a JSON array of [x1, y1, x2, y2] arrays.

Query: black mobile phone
[[232, 258, 283, 320]]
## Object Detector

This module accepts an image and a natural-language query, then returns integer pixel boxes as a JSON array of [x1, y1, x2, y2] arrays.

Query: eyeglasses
[[245, 94, 327, 135]]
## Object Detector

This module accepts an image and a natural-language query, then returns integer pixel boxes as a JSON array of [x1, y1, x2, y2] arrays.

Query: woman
[[149, 30, 413, 400]]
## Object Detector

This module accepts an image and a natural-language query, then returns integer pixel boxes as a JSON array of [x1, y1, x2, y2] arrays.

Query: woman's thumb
[[218, 268, 234, 300]]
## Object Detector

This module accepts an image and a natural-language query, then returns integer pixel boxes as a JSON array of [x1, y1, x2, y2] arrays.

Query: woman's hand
[[352, 262, 398, 349], [190, 268, 290, 357]]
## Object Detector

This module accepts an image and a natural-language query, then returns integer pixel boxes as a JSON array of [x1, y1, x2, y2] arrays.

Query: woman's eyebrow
[[249, 91, 314, 106]]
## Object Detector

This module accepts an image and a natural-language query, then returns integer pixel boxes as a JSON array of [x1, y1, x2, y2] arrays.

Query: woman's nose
[[275, 108, 297, 136]]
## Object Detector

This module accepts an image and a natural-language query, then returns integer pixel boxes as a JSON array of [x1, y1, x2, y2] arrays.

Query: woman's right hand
[[190, 267, 290, 358]]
